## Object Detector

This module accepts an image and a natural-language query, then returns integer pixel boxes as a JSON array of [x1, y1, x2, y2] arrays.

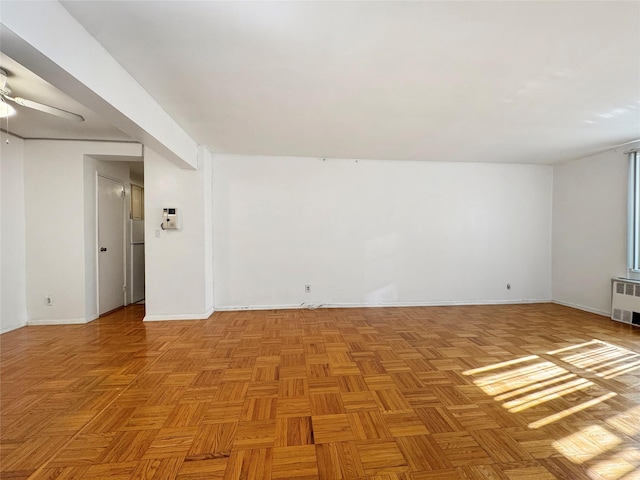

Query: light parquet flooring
[[1, 303, 640, 479]]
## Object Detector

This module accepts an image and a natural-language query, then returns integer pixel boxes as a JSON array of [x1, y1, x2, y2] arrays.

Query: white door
[[98, 176, 125, 315]]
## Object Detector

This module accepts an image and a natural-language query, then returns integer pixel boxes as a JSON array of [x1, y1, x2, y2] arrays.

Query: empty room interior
[[1, 1, 640, 479]]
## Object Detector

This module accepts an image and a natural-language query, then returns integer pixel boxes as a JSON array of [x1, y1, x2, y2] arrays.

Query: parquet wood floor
[[1, 303, 640, 479]]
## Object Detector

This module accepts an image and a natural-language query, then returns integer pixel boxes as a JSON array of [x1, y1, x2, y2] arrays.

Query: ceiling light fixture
[[0, 67, 84, 122]]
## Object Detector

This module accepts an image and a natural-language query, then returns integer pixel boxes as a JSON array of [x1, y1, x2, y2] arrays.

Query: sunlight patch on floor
[[600, 359, 640, 379], [464, 338, 640, 480], [552, 424, 621, 463], [494, 373, 577, 402], [546, 340, 601, 355], [587, 447, 640, 480], [505, 378, 595, 413], [471, 360, 569, 397], [606, 405, 640, 437], [463, 355, 540, 375], [528, 392, 617, 429], [548, 340, 640, 380]]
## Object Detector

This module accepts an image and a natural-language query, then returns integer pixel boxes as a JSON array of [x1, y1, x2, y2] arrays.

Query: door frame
[[96, 173, 128, 315]]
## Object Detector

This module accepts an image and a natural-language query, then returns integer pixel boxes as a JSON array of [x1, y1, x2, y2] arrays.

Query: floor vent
[[611, 279, 640, 327]]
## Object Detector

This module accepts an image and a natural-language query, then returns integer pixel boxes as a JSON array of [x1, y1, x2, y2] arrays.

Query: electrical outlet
[[305, 285, 311, 293], [45, 295, 53, 306]]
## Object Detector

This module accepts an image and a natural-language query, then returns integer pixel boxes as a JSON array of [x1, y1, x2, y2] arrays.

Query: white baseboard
[[27, 317, 89, 326], [1, 322, 27, 334], [3, 302, 606, 331], [213, 299, 552, 312], [144, 306, 215, 322], [552, 300, 609, 317]]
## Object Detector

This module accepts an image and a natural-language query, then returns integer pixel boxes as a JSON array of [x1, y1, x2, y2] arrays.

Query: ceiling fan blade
[[5, 95, 84, 122]]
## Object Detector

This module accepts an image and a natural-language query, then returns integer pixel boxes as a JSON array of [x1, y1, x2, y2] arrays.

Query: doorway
[[130, 183, 145, 304], [129, 164, 145, 304], [97, 175, 125, 315]]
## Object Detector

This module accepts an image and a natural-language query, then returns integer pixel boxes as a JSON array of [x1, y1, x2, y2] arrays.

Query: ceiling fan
[[0, 68, 84, 122]]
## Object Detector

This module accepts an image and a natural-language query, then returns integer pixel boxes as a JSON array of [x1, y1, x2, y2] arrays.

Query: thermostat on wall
[[161, 207, 181, 230]]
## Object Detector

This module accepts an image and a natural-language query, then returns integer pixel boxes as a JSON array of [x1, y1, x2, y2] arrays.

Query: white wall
[[552, 142, 639, 315], [0, 132, 27, 333], [9, 135, 633, 324], [213, 155, 553, 309], [24, 140, 142, 325], [24, 140, 85, 323], [144, 147, 214, 320], [9, 137, 209, 328]]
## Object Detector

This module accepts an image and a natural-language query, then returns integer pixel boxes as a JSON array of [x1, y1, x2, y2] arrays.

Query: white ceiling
[[7, 1, 640, 164]]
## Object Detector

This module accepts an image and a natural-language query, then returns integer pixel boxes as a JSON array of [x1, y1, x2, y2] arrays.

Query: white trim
[[213, 299, 552, 312], [27, 317, 91, 326], [143, 306, 215, 322], [1, 322, 28, 334], [94, 172, 100, 318], [552, 300, 609, 317], [628, 152, 636, 273]]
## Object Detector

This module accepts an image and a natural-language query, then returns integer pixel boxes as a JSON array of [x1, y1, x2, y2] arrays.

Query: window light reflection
[[552, 424, 622, 463], [528, 392, 617, 429], [463, 338, 639, 479], [505, 378, 594, 413], [587, 447, 640, 479], [495, 373, 576, 402]]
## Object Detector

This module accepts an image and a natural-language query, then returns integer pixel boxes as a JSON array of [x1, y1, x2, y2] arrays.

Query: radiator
[[611, 278, 640, 326]]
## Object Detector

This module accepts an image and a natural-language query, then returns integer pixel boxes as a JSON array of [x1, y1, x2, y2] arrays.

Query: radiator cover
[[611, 278, 640, 326]]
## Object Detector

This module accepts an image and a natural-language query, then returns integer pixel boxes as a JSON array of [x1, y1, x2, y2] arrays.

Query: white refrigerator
[[130, 219, 145, 303]]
